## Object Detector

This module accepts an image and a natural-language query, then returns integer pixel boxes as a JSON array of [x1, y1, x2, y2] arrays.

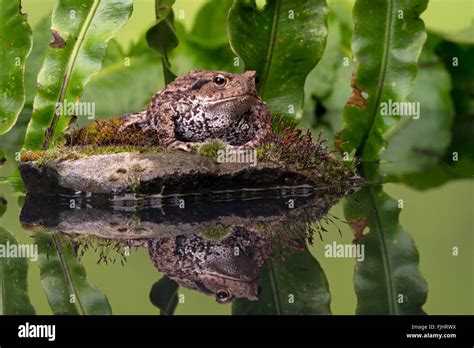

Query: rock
[[20, 150, 358, 195]]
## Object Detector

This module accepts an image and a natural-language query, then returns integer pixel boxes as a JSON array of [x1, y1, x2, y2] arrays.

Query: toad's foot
[[118, 110, 148, 133], [167, 140, 200, 152]]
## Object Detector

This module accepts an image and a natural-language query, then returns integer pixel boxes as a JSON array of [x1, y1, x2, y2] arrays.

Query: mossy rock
[[202, 225, 231, 240], [19, 126, 362, 196]]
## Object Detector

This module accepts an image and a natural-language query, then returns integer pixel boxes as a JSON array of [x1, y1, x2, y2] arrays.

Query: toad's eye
[[213, 74, 227, 87], [215, 289, 231, 303], [255, 74, 260, 85]]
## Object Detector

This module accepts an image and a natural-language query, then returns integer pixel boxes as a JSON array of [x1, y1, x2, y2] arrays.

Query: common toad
[[119, 70, 274, 151]]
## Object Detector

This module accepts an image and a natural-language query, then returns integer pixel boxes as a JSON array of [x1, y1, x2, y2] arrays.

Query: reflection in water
[[148, 226, 272, 303], [20, 185, 355, 303]]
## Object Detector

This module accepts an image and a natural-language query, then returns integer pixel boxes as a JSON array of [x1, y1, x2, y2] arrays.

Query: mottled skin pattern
[[147, 226, 273, 303], [120, 70, 274, 151]]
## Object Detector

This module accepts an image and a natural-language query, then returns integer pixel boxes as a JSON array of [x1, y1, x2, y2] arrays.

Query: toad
[[147, 226, 273, 303], [119, 70, 274, 151]]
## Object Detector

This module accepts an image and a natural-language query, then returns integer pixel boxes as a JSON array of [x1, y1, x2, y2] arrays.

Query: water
[[1, 171, 472, 314], [14, 183, 346, 313]]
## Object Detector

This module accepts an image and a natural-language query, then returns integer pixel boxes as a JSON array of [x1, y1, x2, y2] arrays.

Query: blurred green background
[[0, 0, 472, 315]]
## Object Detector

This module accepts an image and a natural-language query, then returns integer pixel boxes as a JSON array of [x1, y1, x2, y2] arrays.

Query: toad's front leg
[[229, 114, 274, 151], [149, 101, 197, 152], [231, 101, 274, 151]]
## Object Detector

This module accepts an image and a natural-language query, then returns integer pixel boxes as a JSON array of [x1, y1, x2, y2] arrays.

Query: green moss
[[131, 163, 145, 172], [20, 151, 42, 162], [201, 224, 230, 240], [108, 175, 119, 182], [197, 140, 227, 159], [23, 147, 85, 167], [21, 145, 166, 166], [73, 118, 160, 147], [124, 175, 141, 194], [254, 222, 267, 232], [80, 145, 165, 156], [256, 143, 278, 160], [254, 127, 363, 193]]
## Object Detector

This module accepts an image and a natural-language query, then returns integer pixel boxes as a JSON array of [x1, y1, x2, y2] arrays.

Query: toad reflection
[[146, 226, 272, 303], [20, 186, 352, 303]]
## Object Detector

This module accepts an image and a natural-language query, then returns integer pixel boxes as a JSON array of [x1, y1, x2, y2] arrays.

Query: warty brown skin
[[147, 226, 273, 303], [119, 70, 274, 151]]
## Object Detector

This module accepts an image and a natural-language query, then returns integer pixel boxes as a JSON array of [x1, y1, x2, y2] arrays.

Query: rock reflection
[[20, 185, 355, 303]]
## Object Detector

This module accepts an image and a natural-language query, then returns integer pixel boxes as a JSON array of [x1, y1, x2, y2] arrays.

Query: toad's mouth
[[203, 94, 258, 104], [203, 270, 258, 282]]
